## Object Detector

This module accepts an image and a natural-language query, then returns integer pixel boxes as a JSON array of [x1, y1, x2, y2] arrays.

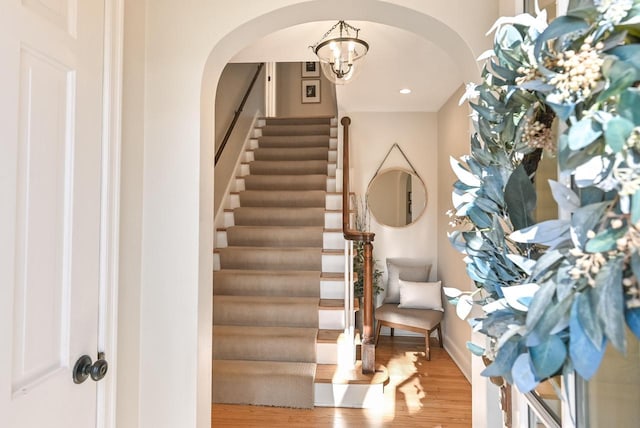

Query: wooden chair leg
[[425, 330, 431, 361], [437, 324, 443, 347], [375, 320, 382, 346]]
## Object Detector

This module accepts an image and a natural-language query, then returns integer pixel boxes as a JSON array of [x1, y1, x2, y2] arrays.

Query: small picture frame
[[301, 79, 321, 104], [301, 61, 320, 77]]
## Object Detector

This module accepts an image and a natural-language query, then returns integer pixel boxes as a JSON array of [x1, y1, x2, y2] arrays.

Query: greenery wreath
[[446, 0, 640, 393]]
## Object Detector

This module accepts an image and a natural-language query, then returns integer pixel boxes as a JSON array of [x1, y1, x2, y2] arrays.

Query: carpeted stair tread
[[257, 135, 330, 148], [225, 226, 323, 247], [260, 124, 330, 136], [264, 117, 332, 126], [253, 147, 329, 161], [212, 360, 316, 408], [213, 326, 317, 362], [244, 174, 327, 191], [213, 269, 320, 297], [249, 160, 328, 175], [238, 190, 326, 207], [233, 207, 325, 226], [213, 295, 319, 327], [218, 246, 321, 270]]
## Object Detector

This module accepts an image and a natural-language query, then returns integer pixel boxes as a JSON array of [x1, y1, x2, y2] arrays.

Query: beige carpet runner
[[212, 116, 332, 408]]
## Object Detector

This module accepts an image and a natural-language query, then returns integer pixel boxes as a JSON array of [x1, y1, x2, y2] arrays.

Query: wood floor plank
[[212, 335, 472, 427]]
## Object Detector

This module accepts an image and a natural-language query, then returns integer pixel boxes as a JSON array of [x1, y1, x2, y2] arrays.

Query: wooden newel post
[[361, 240, 375, 374], [341, 115, 376, 375]]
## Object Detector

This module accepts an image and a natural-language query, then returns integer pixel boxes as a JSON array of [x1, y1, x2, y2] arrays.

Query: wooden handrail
[[215, 63, 265, 166], [341, 116, 376, 374]]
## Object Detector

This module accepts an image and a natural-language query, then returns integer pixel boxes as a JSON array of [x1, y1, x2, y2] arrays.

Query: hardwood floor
[[212, 335, 472, 427]]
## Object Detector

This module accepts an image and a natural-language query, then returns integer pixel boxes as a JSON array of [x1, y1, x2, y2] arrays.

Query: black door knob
[[73, 353, 108, 384]]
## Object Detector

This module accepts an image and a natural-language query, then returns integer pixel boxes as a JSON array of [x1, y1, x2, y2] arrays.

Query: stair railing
[[214, 62, 265, 166], [341, 117, 376, 374]]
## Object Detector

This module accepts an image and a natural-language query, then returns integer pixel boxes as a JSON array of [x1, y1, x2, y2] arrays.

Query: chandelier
[[310, 20, 369, 85]]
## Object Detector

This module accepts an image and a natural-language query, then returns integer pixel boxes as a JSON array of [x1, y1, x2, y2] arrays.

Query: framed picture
[[301, 61, 320, 77], [301, 79, 320, 104]]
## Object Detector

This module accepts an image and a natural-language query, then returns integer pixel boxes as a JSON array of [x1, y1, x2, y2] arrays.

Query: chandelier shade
[[311, 21, 369, 85]]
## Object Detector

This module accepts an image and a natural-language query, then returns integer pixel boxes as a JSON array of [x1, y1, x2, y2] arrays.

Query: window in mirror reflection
[[367, 169, 427, 227]]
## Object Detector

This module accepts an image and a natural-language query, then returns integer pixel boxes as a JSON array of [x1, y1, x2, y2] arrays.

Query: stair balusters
[[340, 117, 376, 374]]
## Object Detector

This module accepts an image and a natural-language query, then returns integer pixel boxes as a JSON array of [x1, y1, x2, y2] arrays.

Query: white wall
[[436, 86, 474, 380], [117, 0, 145, 426], [347, 111, 439, 295], [118, 1, 500, 427], [214, 63, 265, 213]]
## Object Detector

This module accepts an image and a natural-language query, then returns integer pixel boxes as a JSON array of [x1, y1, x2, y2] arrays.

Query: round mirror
[[367, 168, 427, 227]]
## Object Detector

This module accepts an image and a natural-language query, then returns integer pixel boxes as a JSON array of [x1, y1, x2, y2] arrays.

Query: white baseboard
[[444, 338, 471, 382]]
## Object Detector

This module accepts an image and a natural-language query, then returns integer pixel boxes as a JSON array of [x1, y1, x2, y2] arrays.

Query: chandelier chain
[[309, 20, 361, 50]]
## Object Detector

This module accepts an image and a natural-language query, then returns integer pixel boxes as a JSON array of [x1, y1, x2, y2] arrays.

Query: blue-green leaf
[[569, 298, 607, 380], [571, 201, 609, 249], [598, 59, 638, 102], [605, 116, 634, 153], [482, 338, 521, 384], [548, 180, 580, 213], [618, 88, 640, 124], [468, 205, 493, 228], [610, 45, 640, 73], [594, 257, 626, 352], [505, 164, 536, 231], [510, 219, 571, 247], [530, 335, 567, 380], [466, 341, 486, 356], [626, 307, 640, 340], [568, 116, 602, 150], [632, 189, 640, 225], [534, 15, 590, 59], [512, 353, 538, 392], [526, 281, 557, 331], [450, 157, 481, 187], [577, 291, 604, 350], [585, 226, 627, 253]]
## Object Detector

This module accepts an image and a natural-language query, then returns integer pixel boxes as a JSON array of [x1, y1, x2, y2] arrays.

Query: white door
[[0, 0, 107, 426]]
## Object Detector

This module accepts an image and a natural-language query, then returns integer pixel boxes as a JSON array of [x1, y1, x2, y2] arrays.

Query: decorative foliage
[[447, 0, 640, 392], [351, 195, 384, 297]]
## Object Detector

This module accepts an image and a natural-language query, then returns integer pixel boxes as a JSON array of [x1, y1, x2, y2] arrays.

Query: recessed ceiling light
[[399, 88, 411, 94]]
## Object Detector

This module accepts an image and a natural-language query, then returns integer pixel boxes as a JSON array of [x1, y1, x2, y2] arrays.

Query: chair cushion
[[398, 280, 443, 311], [384, 258, 431, 304], [375, 303, 443, 331]]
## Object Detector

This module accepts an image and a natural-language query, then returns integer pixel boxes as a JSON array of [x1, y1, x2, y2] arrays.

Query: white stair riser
[[328, 151, 337, 163], [325, 212, 341, 229], [314, 383, 385, 408], [328, 163, 337, 177], [325, 194, 342, 210], [216, 231, 228, 248], [322, 253, 344, 273], [320, 280, 345, 299], [319, 309, 344, 330], [213, 253, 220, 271], [330, 127, 337, 137], [329, 138, 337, 149], [248, 139, 259, 149], [243, 151, 255, 163], [316, 343, 338, 364], [323, 231, 344, 249], [223, 211, 235, 228]]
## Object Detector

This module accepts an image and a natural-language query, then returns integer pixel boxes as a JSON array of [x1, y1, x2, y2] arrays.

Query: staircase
[[212, 116, 386, 409]]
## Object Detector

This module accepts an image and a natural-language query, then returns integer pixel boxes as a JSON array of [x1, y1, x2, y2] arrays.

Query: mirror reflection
[[367, 168, 427, 227]]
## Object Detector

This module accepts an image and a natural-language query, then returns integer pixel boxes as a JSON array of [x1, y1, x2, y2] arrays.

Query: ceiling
[[231, 21, 464, 112]]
